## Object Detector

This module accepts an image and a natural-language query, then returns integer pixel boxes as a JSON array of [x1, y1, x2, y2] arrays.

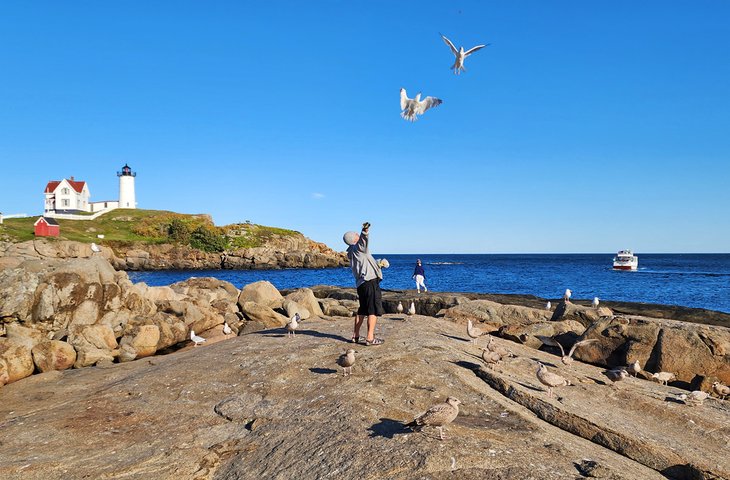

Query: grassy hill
[[0, 209, 299, 251]]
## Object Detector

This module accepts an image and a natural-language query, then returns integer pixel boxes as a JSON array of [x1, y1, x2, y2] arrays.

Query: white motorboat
[[613, 250, 638, 270]]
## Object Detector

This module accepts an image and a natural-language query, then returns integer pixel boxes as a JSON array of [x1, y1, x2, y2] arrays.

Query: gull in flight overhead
[[400, 88, 443, 122], [440, 34, 489, 75]]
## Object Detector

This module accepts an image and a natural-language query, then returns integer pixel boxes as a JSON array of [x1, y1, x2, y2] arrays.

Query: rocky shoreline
[[0, 237, 348, 271], [1, 255, 728, 390], [1, 255, 729, 478]]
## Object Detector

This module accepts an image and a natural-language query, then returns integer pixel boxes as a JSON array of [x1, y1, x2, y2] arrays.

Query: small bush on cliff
[[167, 218, 191, 244], [189, 225, 228, 252]]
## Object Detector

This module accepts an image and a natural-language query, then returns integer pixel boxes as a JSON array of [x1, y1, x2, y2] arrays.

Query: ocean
[[128, 254, 730, 314]]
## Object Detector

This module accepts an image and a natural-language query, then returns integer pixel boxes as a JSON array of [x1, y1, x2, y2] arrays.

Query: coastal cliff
[[0, 209, 347, 270]]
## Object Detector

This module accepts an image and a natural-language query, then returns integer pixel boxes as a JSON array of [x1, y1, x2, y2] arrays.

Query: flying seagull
[[440, 33, 489, 75], [400, 88, 443, 122]]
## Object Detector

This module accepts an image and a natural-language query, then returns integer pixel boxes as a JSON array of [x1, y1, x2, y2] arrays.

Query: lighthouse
[[117, 164, 137, 209]]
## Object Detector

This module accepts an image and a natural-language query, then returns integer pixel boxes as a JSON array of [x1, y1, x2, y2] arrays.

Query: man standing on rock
[[343, 222, 384, 346]]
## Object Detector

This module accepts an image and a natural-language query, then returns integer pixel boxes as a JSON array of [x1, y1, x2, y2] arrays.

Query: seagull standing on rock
[[592, 297, 600, 309], [222, 322, 233, 337], [480, 348, 502, 368], [626, 360, 641, 377], [712, 381, 729, 400], [337, 349, 356, 377], [536, 362, 569, 398], [485, 335, 515, 358], [652, 371, 676, 385], [602, 368, 629, 387], [190, 330, 206, 347], [400, 88, 443, 122], [286, 313, 300, 338], [678, 390, 710, 406], [546, 301, 552, 311], [440, 33, 488, 75], [397, 302, 404, 314], [408, 302, 416, 316], [466, 320, 487, 343], [406, 397, 461, 441], [564, 289, 572, 303]]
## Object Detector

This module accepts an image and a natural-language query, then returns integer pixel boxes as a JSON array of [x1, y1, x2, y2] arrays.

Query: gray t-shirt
[[346, 230, 383, 287]]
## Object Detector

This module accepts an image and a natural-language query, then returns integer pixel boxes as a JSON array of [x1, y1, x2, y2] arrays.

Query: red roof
[[44, 179, 87, 194]]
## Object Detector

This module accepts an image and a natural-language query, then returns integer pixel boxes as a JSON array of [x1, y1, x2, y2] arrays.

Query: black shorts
[[356, 278, 385, 316]]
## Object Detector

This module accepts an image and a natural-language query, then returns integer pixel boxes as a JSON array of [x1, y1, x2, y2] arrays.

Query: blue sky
[[1, 1, 728, 253]]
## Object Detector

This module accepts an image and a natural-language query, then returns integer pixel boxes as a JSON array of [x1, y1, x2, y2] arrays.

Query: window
[[62, 188, 69, 194], [62, 199, 69, 207]]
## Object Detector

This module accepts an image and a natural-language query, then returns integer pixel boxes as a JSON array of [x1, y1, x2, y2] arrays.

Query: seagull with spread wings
[[400, 88, 443, 122], [440, 33, 489, 75], [536, 335, 598, 365]]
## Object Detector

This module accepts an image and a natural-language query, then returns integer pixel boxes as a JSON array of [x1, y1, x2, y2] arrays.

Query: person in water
[[413, 259, 427, 293]]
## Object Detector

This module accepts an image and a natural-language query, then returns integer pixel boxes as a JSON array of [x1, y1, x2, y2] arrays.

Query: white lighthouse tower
[[117, 163, 136, 209]]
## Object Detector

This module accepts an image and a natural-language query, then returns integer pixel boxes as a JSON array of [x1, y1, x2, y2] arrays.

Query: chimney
[[70, 176, 74, 181]]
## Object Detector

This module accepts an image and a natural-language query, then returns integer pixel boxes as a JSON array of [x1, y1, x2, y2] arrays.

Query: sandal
[[351, 336, 360, 344], [365, 338, 384, 346]]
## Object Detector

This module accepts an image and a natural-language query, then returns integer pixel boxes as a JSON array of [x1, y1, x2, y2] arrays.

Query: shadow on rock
[[368, 418, 411, 439], [309, 368, 338, 375], [295, 329, 349, 342], [440, 333, 470, 343], [453, 360, 482, 372]]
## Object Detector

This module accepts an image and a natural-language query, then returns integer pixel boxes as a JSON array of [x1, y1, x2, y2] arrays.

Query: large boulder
[[5, 323, 47, 351], [0, 267, 42, 321], [551, 301, 613, 327], [171, 277, 239, 304], [68, 324, 118, 368], [318, 298, 352, 317], [285, 288, 324, 318], [119, 324, 160, 361], [237, 281, 284, 310], [240, 301, 288, 328], [282, 300, 310, 320], [31, 340, 77, 372], [499, 320, 586, 349], [578, 316, 730, 385], [0, 338, 34, 385], [442, 299, 552, 330]]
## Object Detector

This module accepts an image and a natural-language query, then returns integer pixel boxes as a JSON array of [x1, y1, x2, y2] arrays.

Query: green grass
[[226, 223, 299, 249], [0, 210, 301, 250], [0, 210, 208, 243]]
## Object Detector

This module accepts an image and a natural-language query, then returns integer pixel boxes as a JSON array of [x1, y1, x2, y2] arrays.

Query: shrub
[[189, 225, 227, 252], [168, 218, 190, 244]]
